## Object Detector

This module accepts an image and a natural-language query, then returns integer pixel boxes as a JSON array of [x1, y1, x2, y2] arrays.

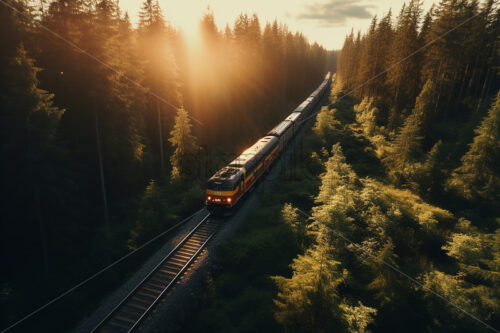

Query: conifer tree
[[0, 44, 65, 180], [138, 0, 180, 176], [169, 108, 199, 180], [128, 180, 170, 250], [313, 107, 341, 142], [0, 0, 30, 69], [386, 0, 422, 109], [138, 0, 164, 33], [418, 140, 445, 198], [0, 45, 65, 276], [383, 109, 423, 179], [273, 234, 347, 332], [357, 17, 378, 98], [413, 79, 437, 140], [199, 8, 219, 46], [424, 221, 500, 326], [281, 203, 307, 248], [447, 91, 500, 201], [372, 10, 393, 103], [354, 97, 379, 137], [367, 239, 403, 304], [422, 0, 479, 118]]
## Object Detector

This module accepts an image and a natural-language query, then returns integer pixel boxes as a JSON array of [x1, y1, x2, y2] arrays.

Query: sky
[[119, 0, 436, 50]]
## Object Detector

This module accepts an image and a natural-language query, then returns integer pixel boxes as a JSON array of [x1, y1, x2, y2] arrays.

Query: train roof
[[268, 119, 292, 137], [285, 112, 301, 123], [229, 136, 278, 172], [208, 166, 243, 185], [294, 100, 310, 113], [312, 86, 322, 96]]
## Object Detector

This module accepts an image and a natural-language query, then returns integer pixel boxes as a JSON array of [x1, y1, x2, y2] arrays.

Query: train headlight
[[227, 197, 232, 203], [207, 196, 211, 201]]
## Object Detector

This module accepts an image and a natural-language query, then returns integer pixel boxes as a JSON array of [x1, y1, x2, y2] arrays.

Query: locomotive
[[206, 72, 333, 214]]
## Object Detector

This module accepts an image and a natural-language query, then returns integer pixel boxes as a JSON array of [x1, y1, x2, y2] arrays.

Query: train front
[[206, 166, 244, 214]]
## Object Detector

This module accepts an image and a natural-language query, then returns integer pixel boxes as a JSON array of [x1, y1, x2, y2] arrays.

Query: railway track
[[92, 213, 219, 333]]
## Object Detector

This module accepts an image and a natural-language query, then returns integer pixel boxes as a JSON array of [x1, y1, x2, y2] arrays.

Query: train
[[206, 72, 333, 214]]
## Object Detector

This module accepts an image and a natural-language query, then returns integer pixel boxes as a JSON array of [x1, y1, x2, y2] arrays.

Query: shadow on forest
[[338, 127, 384, 178], [332, 96, 385, 179]]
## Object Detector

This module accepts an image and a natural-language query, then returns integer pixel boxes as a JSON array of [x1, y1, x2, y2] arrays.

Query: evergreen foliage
[[128, 180, 170, 250], [312, 106, 341, 142], [447, 92, 500, 201], [0, 44, 66, 277], [281, 203, 307, 248], [168, 107, 199, 180], [354, 97, 379, 137], [273, 239, 348, 332], [337, 0, 499, 122], [4, 0, 500, 331], [308, 2, 500, 330], [0, 1, 330, 329], [383, 110, 423, 180]]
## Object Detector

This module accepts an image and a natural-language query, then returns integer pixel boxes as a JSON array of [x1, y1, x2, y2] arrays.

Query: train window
[[207, 181, 233, 191]]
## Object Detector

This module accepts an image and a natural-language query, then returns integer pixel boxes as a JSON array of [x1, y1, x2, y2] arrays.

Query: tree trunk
[[156, 99, 165, 175], [477, 68, 492, 111], [94, 108, 109, 230], [36, 187, 49, 278], [455, 63, 469, 110]]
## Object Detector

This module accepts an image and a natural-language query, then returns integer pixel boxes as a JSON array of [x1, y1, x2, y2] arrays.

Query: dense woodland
[[276, 0, 500, 331], [191, 0, 500, 332], [2, 0, 499, 331], [0, 0, 330, 330]]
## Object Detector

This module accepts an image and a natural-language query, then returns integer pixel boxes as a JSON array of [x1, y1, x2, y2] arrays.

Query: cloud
[[296, 0, 375, 27]]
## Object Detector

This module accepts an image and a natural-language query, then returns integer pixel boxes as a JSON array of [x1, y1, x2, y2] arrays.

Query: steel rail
[[128, 231, 215, 332], [92, 212, 214, 332]]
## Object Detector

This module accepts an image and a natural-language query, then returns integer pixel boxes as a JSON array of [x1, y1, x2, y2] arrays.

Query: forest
[[279, 0, 500, 331], [0, 0, 330, 330], [189, 0, 500, 332], [2, 0, 499, 331]]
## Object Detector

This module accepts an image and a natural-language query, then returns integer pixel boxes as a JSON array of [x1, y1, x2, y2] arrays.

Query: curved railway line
[[92, 213, 218, 333]]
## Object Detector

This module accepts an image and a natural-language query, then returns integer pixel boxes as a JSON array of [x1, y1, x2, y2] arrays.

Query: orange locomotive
[[206, 72, 332, 214], [206, 136, 279, 212]]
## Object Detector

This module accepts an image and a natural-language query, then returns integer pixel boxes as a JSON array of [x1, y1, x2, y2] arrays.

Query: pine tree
[[386, 0, 422, 110], [0, 45, 65, 276], [367, 239, 402, 304], [354, 97, 379, 137], [372, 10, 393, 104], [199, 7, 219, 46], [337, 30, 355, 88], [273, 235, 347, 332], [138, 0, 164, 33], [413, 79, 437, 141], [417, 6, 433, 81], [383, 109, 423, 180], [425, 221, 500, 326], [128, 180, 170, 250], [418, 140, 445, 198], [447, 91, 500, 201], [313, 107, 341, 142], [0, 44, 65, 181], [422, 0, 479, 118], [137, 0, 180, 176], [0, 0, 30, 69], [357, 16, 378, 98], [168, 108, 199, 180], [281, 203, 307, 247]]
